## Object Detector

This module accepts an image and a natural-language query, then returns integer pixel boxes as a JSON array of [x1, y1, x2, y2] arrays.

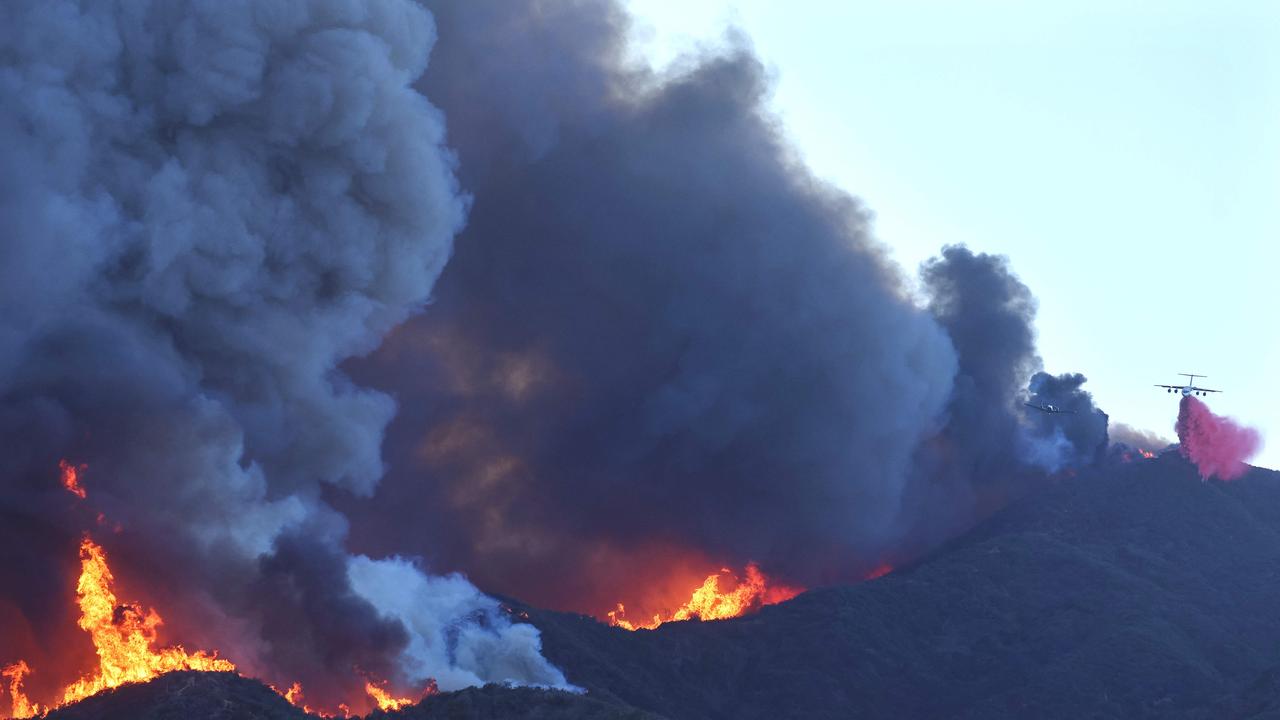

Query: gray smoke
[[339, 1, 1110, 613], [1024, 371, 1109, 470], [0, 0, 565, 707]]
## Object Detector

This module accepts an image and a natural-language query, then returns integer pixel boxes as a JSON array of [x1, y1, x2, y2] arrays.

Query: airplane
[[1025, 402, 1075, 414], [1155, 373, 1221, 397]]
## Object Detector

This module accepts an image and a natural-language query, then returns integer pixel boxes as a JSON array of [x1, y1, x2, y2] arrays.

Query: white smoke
[[348, 555, 574, 691], [1, 0, 565, 693]]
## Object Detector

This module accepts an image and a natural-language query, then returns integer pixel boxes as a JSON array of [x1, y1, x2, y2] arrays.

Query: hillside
[[39, 671, 660, 720], [522, 453, 1280, 719], [32, 453, 1280, 719]]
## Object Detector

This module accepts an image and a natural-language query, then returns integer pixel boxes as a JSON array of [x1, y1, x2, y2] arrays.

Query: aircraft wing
[[1190, 386, 1222, 393], [1154, 384, 1182, 389]]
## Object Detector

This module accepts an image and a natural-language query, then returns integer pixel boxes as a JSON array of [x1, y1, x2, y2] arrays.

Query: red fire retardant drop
[[1175, 396, 1261, 480]]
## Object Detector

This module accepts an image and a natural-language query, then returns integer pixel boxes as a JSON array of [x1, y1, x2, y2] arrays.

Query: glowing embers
[[864, 563, 894, 580], [59, 460, 87, 500], [1118, 447, 1157, 463], [607, 563, 802, 631]]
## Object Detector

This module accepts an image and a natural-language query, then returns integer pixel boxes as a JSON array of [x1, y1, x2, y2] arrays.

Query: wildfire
[[61, 538, 237, 704], [1118, 447, 1157, 464], [2, 538, 234, 717], [608, 563, 801, 631], [4, 527, 426, 716], [364, 682, 413, 712], [367, 678, 440, 713], [3, 661, 45, 719], [59, 460, 87, 499]]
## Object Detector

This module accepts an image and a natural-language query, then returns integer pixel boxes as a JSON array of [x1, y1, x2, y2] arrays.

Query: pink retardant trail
[[1176, 396, 1262, 480]]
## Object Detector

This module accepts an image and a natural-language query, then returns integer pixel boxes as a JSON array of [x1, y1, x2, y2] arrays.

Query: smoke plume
[[340, 1, 1110, 614], [1176, 396, 1261, 480], [3, 0, 1137, 706], [0, 0, 565, 707], [1110, 423, 1172, 453]]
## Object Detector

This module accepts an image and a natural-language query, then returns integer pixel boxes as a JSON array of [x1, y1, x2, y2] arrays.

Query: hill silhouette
[[521, 452, 1280, 719], [38, 671, 659, 720], [31, 453, 1280, 719]]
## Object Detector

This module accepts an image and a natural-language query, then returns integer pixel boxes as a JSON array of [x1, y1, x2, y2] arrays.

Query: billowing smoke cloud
[[1024, 371, 1109, 470], [340, 1, 1109, 614], [1176, 396, 1262, 480], [0, 0, 565, 707]]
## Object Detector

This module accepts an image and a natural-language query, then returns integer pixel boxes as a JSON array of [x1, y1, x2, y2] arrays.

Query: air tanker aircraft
[[1025, 403, 1075, 414], [1155, 373, 1221, 397]]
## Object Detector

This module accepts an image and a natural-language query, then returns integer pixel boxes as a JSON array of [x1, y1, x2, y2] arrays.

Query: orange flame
[[3, 661, 46, 719], [1139, 448, 1155, 459], [58, 538, 236, 705], [608, 563, 801, 631], [364, 681, 413, 712], [59, 460, 87, 500], [363, 678, 437, 712], [271, 681, 328, 717], [6, 531, 419, 717]]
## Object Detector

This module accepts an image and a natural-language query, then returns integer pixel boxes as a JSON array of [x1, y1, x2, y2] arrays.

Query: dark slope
[[40, 671, 661, 720], [43, 673, 308, 720], [523, 453, 1280, 719]]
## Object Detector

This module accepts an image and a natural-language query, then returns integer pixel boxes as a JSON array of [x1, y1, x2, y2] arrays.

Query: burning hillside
[[2, 2, 1262, 719], [2, 537, 428, 718], [0, 0, 569, 710], [606, 564, 802, 631]]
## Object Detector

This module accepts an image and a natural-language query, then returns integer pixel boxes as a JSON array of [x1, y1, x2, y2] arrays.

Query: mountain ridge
[[25, 453, 1280, 719]]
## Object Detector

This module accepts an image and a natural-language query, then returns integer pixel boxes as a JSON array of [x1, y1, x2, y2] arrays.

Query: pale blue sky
[[625, 0, 1278, 470]]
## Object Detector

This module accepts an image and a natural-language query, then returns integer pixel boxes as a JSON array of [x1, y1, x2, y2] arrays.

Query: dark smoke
[[1025, 371, 1110, 467], [341, 1, 1109, 612], [0, 0, 565, 705], [2, 0, 1126, 706]]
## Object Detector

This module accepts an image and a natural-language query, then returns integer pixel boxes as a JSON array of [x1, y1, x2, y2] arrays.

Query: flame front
[[608, 563, 801, 631], [59, 538, 236, 705], [5, 529, 425, 716], [364, 682, 413, 712]]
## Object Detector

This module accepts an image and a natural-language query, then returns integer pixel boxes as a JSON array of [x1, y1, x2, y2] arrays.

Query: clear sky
[[625, 0, 1278, 470]]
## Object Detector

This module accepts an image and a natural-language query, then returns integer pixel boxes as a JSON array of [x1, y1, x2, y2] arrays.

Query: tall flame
[[3, 661, 45, 719], [59, 538, 236, 705], [4, 533, 427, 716], [608, 563, 802, 631]]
